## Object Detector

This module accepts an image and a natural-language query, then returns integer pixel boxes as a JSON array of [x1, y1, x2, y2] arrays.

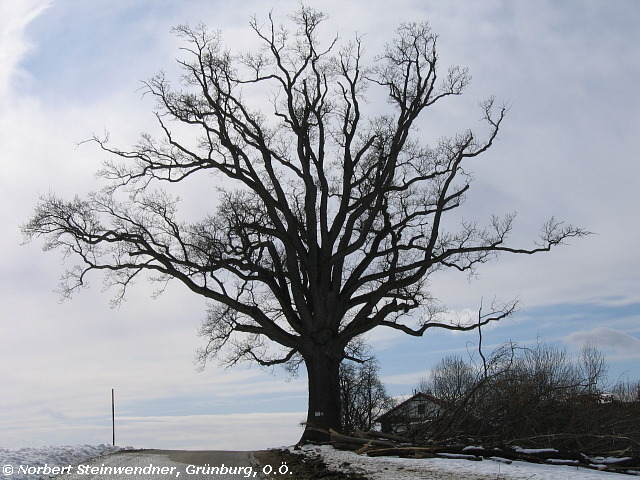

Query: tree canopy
[[22, 6, 587, 441]]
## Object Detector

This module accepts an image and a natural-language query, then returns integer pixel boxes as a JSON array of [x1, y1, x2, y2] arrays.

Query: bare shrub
[[414, 340, 640, 455]]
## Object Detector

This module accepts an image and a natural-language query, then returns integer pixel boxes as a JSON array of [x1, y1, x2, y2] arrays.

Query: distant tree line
[[413, 341, 640, 455]]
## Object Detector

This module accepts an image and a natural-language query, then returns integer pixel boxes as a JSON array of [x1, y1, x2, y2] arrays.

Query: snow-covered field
[[299, 444, 639, 480], [0, 445, 122, 480]]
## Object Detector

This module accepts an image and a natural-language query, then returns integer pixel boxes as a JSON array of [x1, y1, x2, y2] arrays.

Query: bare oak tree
[[22, 7, 587, 442]]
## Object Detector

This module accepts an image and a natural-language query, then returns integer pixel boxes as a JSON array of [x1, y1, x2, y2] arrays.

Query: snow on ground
[[2, 443, 638, 480], [297, 445, 639, 480], [0, 444, 122, 480]]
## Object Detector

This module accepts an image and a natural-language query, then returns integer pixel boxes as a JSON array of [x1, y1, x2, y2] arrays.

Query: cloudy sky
[[1, 0, 639, 450]]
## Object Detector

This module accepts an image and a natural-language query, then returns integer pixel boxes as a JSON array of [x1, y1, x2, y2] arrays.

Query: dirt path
[[59, 449, 261, 480]]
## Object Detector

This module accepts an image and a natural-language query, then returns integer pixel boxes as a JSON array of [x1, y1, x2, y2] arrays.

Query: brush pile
[[301, 426, 640, 476]]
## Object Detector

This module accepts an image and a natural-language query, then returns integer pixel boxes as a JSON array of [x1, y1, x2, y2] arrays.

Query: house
[[376, 392, 445, 434]]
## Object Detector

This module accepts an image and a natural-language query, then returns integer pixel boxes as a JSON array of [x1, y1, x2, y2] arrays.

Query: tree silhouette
[[22, 6, 587, 442], [340, 358, 394, 433]]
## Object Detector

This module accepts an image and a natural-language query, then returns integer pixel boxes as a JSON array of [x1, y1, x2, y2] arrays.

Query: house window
[[417, 403, 426, 415]]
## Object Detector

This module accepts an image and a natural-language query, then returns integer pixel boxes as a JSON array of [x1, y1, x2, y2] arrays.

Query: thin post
[[111, 388, 115, 445]]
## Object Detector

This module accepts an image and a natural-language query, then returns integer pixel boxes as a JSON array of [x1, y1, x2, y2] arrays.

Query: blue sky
[[1, 0, 639, 450]]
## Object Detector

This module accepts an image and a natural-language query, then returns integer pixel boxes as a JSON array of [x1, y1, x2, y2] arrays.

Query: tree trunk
[[300, 348, 342, 443]]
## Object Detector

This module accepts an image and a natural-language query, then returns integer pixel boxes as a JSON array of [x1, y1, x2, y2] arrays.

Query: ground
[[254, 448, 370, 480], [253, 444, 639, 480]]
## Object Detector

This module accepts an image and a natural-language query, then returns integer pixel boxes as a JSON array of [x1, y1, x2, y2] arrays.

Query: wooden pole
[[112, 389, 115, 445]]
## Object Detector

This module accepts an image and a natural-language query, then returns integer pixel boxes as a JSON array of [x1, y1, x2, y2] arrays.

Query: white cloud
[[118, 412, 306, 450], [1, 411, 306, 450], [0, 0, 51, 96], [382, 371, 426, 387], [565, 327, 640, 357]]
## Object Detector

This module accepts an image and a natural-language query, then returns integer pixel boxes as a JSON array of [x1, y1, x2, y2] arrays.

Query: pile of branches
[[416, 341, 640, 457], [302, 426, 640, 476], [421, 393, 640, 457]]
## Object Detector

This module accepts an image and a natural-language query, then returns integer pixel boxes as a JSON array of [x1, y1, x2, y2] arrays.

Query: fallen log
[[436, 452, 482, 461], [328, 429, 397, 448], [365, 446, 452, 457], [362, 430, 413, 444]]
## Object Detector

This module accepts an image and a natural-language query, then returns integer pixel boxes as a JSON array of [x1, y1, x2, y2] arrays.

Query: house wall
[[380, 396, 443, 434]]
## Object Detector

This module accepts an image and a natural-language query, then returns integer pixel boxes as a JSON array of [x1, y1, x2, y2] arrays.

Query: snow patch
[[0, 444, 124, 480], [293, 444, 635, 480]]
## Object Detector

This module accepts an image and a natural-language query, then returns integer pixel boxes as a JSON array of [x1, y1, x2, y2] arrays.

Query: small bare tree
[[579, 342, 608, 395], [340, 358, 394, 434], [419, 355, 476, 404], [21, 6, 586, 442], [612, 378, 640, 403]]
